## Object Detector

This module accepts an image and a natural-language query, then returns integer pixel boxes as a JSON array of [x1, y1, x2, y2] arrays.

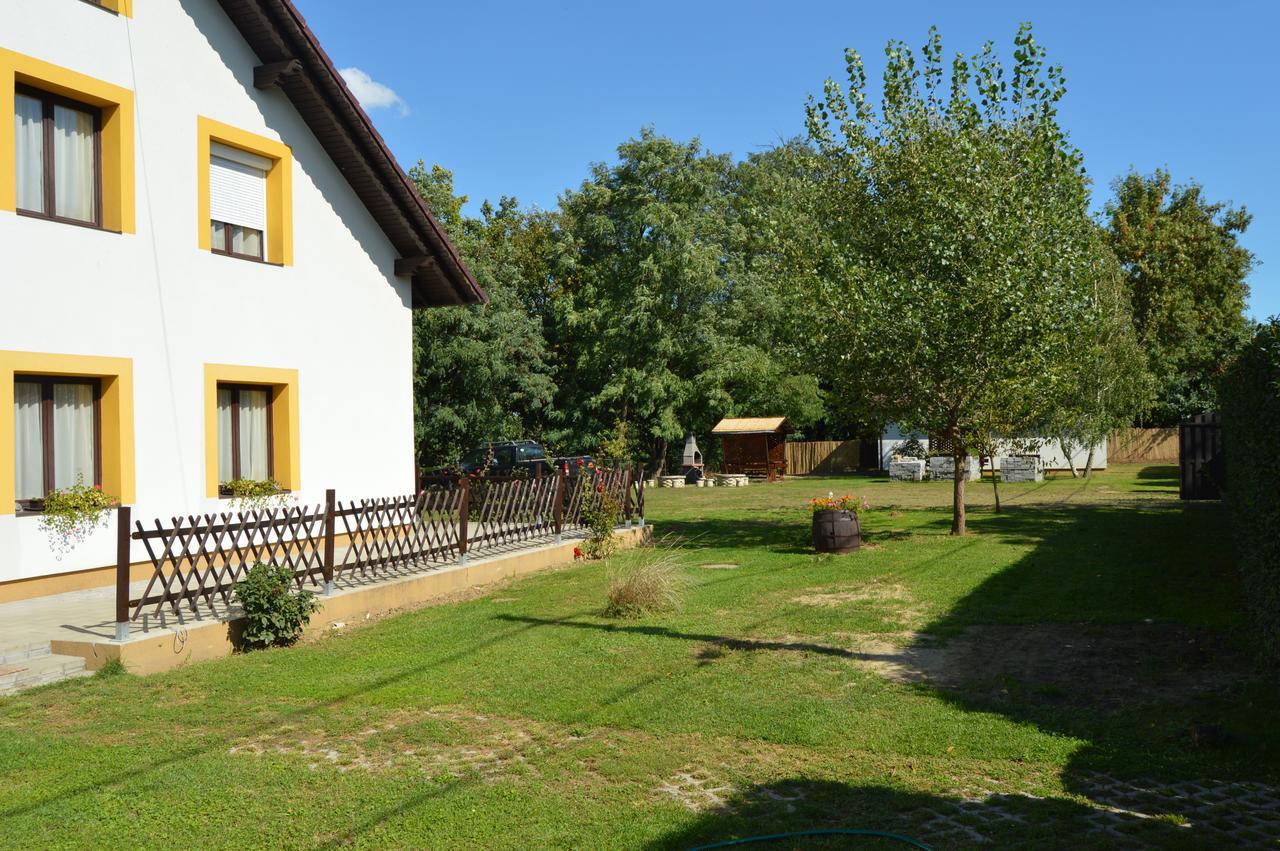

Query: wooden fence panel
[[1108, 428, 1179, 464], [785, 440, 864, 475]]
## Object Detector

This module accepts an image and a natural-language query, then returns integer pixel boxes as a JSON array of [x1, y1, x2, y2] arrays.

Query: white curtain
[[217, 387, 233, 482], [14, 383, 44, 501], [14, 94, 44, 214], [52, 384, 94, 489], [238, 390, 270, 481], [231, 225, 263, 258], [53, 104, 94, 223]]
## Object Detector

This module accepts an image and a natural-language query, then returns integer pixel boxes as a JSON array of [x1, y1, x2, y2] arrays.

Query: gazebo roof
[[711, 417, 791, 435]]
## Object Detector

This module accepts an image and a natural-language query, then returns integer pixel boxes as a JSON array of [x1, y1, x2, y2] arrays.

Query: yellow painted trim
[[0, 49, 135, 232], [196, 117, 293, 265], [95, 0, 133, 15], [203, 364, 300, 497], [0, 351, 136, 515]]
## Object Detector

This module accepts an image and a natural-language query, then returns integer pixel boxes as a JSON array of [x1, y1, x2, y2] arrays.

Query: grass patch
[[0, 465, 1275, 847]]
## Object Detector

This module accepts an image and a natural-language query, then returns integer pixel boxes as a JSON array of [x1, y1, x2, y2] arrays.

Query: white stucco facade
[[0, 2, 428, 584]]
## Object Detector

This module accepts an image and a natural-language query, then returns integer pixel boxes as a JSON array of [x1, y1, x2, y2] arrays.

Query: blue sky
[[298, 0, 1278, 320]]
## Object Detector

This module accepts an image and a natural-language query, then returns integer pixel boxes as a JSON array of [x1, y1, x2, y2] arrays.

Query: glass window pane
[[14, 94, 45, 214], [217, 387, 233, 482], [14, 382, 45, 501], [232, 225, 263, 259], [53, 104, 95, 223], [238, 389, 270, 481], [52, 383, 95, 490], [212, 220, 226, 252]]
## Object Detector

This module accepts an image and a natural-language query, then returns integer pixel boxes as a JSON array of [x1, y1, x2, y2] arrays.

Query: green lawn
[[1, 465, 1276, 848]]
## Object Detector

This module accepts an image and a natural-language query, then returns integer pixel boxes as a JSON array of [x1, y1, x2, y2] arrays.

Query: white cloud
[[338, 67, 409, 117]]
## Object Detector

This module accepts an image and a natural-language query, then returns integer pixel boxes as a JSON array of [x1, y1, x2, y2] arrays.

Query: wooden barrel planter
[[811, 509, 860, 554]]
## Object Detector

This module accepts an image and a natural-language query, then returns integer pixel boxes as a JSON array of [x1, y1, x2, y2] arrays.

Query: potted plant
[[807, 492, 869, 554], [220, 478, 293, 513], [38, 477, 119, 558]]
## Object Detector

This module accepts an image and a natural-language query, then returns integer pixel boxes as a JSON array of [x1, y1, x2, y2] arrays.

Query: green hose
[[690, 828, 933, 850]]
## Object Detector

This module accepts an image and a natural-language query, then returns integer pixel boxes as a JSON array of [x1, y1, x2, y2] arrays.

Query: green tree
[[1105, 170, 1254, 424], [553, 130, 822, 473], [409, 164, 557, 468], [802, 24, 1118, 534]]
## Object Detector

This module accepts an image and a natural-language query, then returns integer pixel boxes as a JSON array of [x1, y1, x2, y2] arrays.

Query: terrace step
[[0, 647, 90, 696], [0, 641, 52, 666]]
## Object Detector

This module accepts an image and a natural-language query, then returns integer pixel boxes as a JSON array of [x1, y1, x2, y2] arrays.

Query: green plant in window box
[[220, 478, 294, 513], [38, 476, 119, 558]]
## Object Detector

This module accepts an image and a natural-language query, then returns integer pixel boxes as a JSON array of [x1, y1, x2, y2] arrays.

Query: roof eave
[[216, 0, 487, 308]]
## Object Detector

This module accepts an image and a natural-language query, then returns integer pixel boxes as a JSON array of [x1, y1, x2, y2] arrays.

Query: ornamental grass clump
[[604, 545, 685, 619], [39, 477, 118, 557], [234, 562, 320, 650]]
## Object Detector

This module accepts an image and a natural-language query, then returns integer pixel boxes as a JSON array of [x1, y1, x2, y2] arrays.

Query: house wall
[[0, 1, 417, 586], [877, 425, 1106, 472]]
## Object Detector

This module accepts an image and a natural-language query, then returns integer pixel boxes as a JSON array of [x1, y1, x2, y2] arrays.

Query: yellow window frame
[[0, 49, 135, 233], [0, 351, 136, 515], [204, 364, 300, 497], [197, 117, 293, 266]]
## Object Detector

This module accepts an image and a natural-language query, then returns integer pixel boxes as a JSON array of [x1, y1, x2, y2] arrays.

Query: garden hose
[[690, 828, 933, 850]]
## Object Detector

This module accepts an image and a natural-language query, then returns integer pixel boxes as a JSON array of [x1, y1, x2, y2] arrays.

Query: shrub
[[1219, 318, 1280, 666], [581, 483, 621, 559], [604, 546, 684, 618], [234, 562, 320, 650], [896, 438, 926, 460]]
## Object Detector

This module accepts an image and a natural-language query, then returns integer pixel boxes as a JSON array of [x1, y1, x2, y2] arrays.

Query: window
[[13, 376, 100, 507], [2, 50, 134, 232], [197, 118, 292, 265], [209, 142, 269, 261], [216, 384, 273, 483], [14, 85, 100, 227]]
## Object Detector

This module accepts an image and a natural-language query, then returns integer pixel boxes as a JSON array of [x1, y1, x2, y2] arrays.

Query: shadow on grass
[[644, 778, 1214, 849], [631, 499, 1278, 843]]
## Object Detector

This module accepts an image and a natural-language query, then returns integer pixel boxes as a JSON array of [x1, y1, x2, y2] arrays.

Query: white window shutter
[[209, 146, 268, 232]]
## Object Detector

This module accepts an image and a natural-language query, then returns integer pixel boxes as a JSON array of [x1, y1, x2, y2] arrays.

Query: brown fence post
[[553, 469, 565, 542], [323, 488, 336, 594], [457, 477, 470, 563], [114, 504, 131, 641]]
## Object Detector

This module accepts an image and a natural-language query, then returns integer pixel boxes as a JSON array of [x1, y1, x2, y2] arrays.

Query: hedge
[[1219, 318, 1280, 664]]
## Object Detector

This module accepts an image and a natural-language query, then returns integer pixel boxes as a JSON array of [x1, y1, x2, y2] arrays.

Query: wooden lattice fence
[[115, 467, 644, 637]]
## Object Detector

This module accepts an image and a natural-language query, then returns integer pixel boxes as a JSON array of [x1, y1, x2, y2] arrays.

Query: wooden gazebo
[[712, 417, 792, 481]]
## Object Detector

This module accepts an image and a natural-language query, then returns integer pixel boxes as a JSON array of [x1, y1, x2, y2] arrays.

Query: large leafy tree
[[801, 25, 1121, 534], [1105, 170, 1254, 424], [553, 130, 822, 472], [409, 164, 557, 468]]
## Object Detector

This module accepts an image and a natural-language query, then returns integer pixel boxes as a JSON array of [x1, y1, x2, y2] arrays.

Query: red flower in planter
[[596, 484, 605, 493]]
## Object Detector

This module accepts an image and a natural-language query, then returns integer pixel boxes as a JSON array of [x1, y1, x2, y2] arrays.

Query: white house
[[876, 424, 1106, 472], [0, 0, 484, 601]]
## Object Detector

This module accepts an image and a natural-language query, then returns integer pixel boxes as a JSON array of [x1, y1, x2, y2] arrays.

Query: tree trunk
[[951, 452, 967, 535], [1060, 438, 1079, 478], [987, 455, 1001, 513], [652, 438, 668, 479], [1083, 445, 1096, 479]]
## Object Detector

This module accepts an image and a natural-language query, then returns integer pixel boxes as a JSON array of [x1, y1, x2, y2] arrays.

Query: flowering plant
[[222, 478, 295, 513], [39, 477, 118, 557], [807, 492, 869, 514]]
